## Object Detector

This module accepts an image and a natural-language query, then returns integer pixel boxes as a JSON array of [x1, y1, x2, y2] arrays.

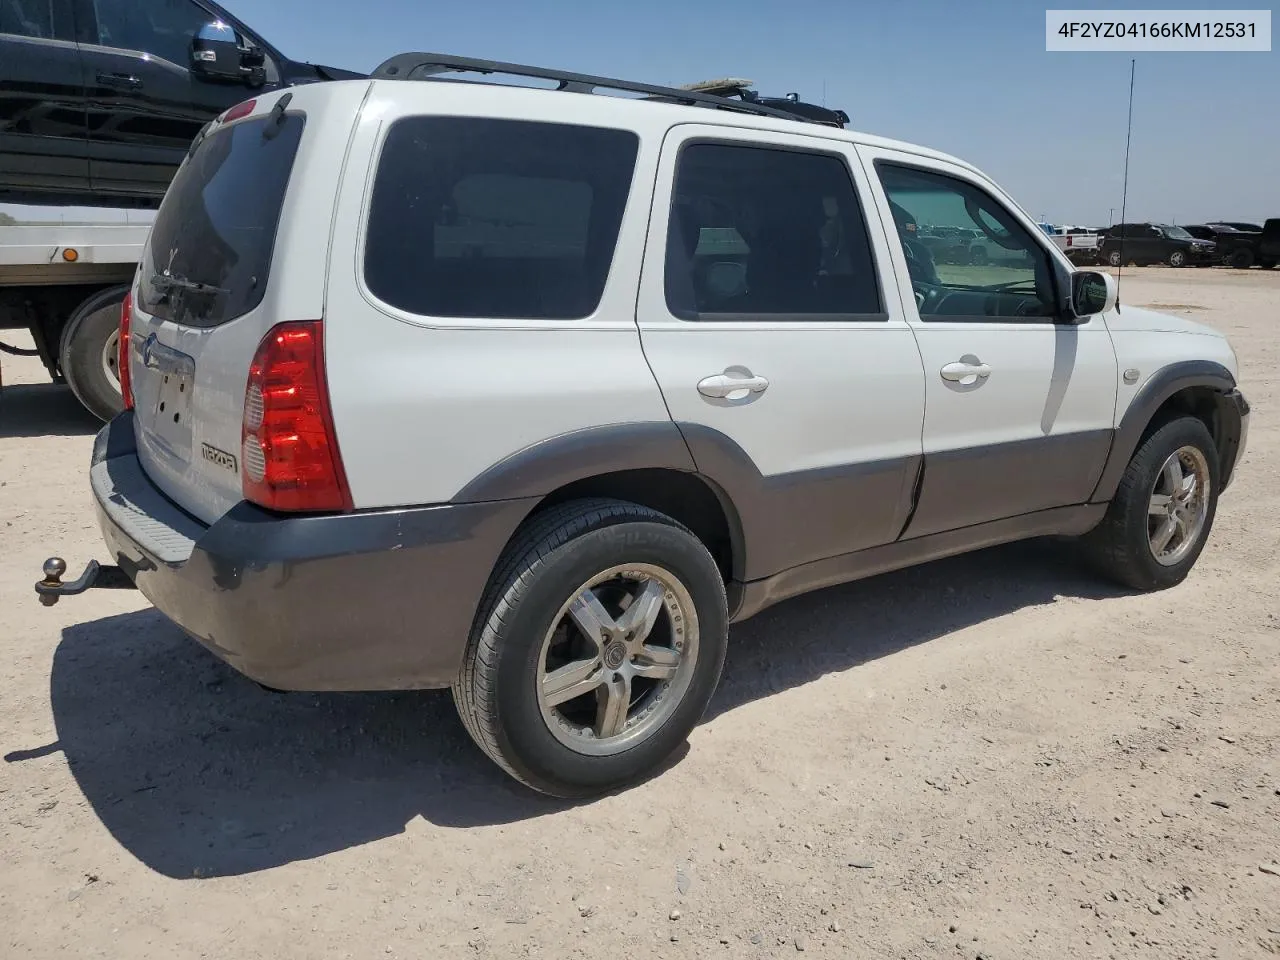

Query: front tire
[[1107, 249, 1123, 267], [1083, 416, 1219, 592], [1168, 249, 1187, 267], [1230, 248, 1254, 269], [453, 499, 728, 798]]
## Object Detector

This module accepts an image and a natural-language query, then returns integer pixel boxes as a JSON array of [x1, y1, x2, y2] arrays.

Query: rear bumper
[[91, 413, 536, 691]]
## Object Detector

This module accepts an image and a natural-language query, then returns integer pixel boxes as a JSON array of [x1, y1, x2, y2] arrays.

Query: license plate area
[[142, 334, 195, 455]]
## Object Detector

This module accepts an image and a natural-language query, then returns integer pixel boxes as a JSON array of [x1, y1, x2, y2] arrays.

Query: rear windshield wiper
[[149, 272, 228, 296]]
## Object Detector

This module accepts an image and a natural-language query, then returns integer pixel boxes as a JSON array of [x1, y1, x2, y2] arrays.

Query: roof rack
[[372, 52, 815, 125]]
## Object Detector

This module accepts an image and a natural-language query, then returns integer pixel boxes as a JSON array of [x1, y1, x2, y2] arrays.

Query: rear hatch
[[127, 99, 308, 525]]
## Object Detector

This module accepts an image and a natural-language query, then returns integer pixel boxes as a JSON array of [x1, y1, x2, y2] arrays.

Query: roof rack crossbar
[[372, 52, 808, 124]]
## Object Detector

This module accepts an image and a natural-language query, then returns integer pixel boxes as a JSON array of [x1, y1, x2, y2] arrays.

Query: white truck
[[0, 207, 148, 419], [1047, 225, 1102, 265]]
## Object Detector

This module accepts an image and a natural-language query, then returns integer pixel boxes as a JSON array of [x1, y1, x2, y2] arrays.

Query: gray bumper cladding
[[81, 413, 537, 692]]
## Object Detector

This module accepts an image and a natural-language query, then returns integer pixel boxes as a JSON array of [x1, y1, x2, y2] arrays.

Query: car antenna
[[1115, 57, 1135, 314]]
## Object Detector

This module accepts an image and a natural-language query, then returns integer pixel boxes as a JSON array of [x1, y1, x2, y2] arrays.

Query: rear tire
[[453, 499, 729, 798], [1229, 248, 1254, 269], [1083, 416, 1219, 592], [1259, 259, 1277, 270], [59, 285, 128, 422]]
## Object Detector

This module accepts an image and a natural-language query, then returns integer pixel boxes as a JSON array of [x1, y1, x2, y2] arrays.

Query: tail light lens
[[241, 321, 352, 512], [119, 290, 134, 410]]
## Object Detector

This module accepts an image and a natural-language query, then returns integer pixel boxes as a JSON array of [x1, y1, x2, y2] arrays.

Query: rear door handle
[[697, 370, 770, 400], [939, 359, 992, 383], [97, 72, 142, 89]]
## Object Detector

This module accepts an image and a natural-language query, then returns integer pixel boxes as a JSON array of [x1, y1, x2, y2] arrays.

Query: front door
[[858, 147, 1118, 538], [77, 0, 280, 202], [0, 0, 88, 198], [634, 125, 927, 582]]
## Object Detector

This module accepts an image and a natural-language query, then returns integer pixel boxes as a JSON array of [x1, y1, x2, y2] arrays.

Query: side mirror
[[191, 21, 265, 85], [1070, 270, 1117, 320]]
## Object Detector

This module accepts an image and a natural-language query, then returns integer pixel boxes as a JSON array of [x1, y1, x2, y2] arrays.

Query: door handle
[[939, 359, 992, 383], [97, 72, 142, 89], [697, 370, 770, 400]]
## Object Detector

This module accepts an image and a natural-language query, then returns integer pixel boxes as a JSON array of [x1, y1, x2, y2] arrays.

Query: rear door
[[0, 0, 89, 196], [634, 125, 926, 581], [77, 0, 281, 202]]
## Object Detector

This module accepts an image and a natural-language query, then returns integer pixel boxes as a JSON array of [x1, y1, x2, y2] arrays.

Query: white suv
[[39, 55, 1250, 798]]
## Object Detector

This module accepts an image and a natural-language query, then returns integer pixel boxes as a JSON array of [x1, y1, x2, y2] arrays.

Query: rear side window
[[364, 117, 639, 320], [138, 113, 305, 328], [665, 142, 883, 321]]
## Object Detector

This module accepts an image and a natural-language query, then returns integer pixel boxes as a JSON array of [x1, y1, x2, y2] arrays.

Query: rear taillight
[[241, 321, 352, 512], [119, 290, 134, 410], [220, 99, 256, 123]]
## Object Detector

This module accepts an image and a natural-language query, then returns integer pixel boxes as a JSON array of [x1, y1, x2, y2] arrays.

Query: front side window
[[91, 0, 211, 66], [364, 117, 639, 321], [877, 163, 1058, 322], [0, 0, 53, 37], [664, 142, 882, 320]]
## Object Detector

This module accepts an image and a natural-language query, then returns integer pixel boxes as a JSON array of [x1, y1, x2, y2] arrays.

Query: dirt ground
[[1, 267, 1277, 959]]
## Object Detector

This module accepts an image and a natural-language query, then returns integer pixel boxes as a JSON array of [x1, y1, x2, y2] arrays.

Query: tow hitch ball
[[35, 557, 136, 606]]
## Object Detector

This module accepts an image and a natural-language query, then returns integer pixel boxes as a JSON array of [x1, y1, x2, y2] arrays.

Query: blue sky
[[218, 0, 1277, 228]]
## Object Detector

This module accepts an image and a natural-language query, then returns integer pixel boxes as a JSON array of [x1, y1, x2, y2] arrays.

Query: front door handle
[[97, 72, 142, 89], [697, 369, 770, 400], [939, 358, 992, 384]]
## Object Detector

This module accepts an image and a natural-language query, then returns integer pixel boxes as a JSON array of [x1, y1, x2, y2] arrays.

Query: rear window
[[364, 117, 639, 320], [137, 113, 305, 328]]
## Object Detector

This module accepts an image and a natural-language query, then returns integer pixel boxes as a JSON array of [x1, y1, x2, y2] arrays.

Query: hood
[[1108, 304, 1223, 337]]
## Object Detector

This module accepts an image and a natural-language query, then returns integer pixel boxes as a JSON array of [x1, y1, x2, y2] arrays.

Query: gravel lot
[[2, 266, 1277, 959]]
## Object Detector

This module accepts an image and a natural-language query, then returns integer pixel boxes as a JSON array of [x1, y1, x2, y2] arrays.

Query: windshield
[[1163, 226, 1193, 240]]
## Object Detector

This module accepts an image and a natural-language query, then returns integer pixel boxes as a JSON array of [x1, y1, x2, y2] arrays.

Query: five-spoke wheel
[[1147, 446, 1210, 567], [1084, 416, 1220, 591], [453, 500, 728, 798], [538, 565, 697, 754]]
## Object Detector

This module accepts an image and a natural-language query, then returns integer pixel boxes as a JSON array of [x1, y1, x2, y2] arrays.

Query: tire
[[59, 285, 128, 422], [453, 498, 729, 798], [1083, 416, 1220, 592], [969, 245, 988, 266], [1229, 248, 1254, 269], [1107, 249, 1123, 267], [1259, 259, 1277, 270], [1168, 249, 1187, 268]]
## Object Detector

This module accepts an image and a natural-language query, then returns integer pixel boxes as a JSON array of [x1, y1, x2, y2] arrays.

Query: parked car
[[1208, 219, 1280, 269], [37, 53, 1251, 798], [0, 0, 364, 208], [1048, 227, 1102, 265], [1099, 223, 1217, 267], [1209, 221, 1264, 233], [1182, 223, 1240, 243]]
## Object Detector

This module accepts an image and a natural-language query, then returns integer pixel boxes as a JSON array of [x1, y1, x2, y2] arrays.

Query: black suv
[[1099, 223, 1217, 268], [0, 0, 363, 208]]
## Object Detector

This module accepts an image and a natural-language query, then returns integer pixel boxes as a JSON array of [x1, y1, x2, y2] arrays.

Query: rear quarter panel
[[322, 82, 674, 509]]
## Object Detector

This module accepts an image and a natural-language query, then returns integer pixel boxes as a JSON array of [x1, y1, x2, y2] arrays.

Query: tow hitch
[[35, 557, 137, 606]]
